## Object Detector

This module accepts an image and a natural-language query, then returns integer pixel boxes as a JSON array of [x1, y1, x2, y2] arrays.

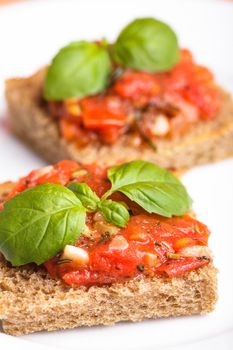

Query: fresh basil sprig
[[0, 183, 85, 266], [112, 18, 179, 72], [44, 41, 112, 100], [68, 183, 129, 227]]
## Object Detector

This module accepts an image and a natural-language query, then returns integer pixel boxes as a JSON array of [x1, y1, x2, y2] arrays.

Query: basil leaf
[[0, 183, 86, 266], [106, 160, 192, 217], [112, 18, 179, 72], [117, 182, 190, 217], [98, 199, 129, 228], [68, 182, 100, 211], [107, 160, 165, 192], [44, 41, 112, 100]]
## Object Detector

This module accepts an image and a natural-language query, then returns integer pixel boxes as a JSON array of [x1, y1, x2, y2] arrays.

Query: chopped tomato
[[164, 215, 209, 245], [183, 83, 220, 119], [179, 49, 193, 63], [80, 95, 127, 129], [60, 119, 96, 146], [56, 160, 79, 173], [157, 257, 209, 277], [173, 237, 197, 251], [63, 270, 131, 286], [123, 214, 209, 245], [2, 161, 108, 204], [90, 244, 138, 276], [114, 71, 160, 104], [50, 48, 220, 146], [46, 212, 210, 286], [167, 50, 220, 119], [98, 126, 124, 144], [60, 119, 80, 141]]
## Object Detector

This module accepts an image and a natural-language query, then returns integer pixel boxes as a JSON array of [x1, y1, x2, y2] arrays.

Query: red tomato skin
[[80, 95, 127, 129], [114, 71, 160, 102], [63, 270, 132, 287], [156, 257, 209, 277]]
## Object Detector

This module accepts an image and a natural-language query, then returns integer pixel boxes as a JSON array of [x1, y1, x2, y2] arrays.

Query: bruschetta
[[5, 18, 233, 169], [0, 160, 217, 335]]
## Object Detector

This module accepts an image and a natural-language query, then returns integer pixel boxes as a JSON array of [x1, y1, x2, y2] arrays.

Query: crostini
[[0, 160, 217, 335], [5, 18, 233, 169]]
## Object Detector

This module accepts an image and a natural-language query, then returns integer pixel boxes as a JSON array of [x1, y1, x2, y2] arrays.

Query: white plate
[[0, 0, 233, 349]]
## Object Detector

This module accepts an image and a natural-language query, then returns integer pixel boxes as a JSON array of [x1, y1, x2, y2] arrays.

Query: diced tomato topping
[[1, 161, 211, 287], [182, 83, 220, 119], [166, 50, 220, 119], [90, 245, 138, 276], [60, 119, 80, 141], [173, 237, 197, 251], [114, 71, 160, 103], [60, 119, 96, 146], [98, 126, 123, 144], [63, 270, 131, 286], [80, 95, 127, 129], [56, 160, 79, 173], [157, 257, 209, 277], [50, 48, 220, 146], [2, 161, 108, 203], [45, 212, 210, 286]]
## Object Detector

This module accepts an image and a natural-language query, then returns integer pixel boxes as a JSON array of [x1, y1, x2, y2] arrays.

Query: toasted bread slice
[[5, 69, 233, 169], [0, 183, 217, 336], [0, 253, 217, 336]]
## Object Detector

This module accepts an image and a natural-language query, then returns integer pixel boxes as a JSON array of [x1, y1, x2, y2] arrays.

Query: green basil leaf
[[44, 41, 112, 100], [106, 160, 192, 217], [68, 182, 100, 211], [112, 17, 179, 72], [107, 160, 166, 192], [0, 183, 86, 266], [117, 182, 190, 217], [98, 199, 129, 228]]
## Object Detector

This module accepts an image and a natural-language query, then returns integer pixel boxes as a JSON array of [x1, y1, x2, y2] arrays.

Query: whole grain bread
[[5, 69, 233, 169], [0, 184, 218, 336]]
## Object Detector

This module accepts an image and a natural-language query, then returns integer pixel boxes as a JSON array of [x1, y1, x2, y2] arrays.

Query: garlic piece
[[61, 245, 89, 265], [151, 114, 170, 136]]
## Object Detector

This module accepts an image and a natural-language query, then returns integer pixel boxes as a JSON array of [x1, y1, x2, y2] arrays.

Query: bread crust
[[0, 254, 217, 336], [5, 69, 233, 169], [0, 183, 218, 336]]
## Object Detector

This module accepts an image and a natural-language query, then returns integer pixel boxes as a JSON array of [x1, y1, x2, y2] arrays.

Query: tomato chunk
[[80, 95, 127, 129], [167, 50, 220, 119], [114, 71, 160, 102], [157, 257, 209, 277]]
